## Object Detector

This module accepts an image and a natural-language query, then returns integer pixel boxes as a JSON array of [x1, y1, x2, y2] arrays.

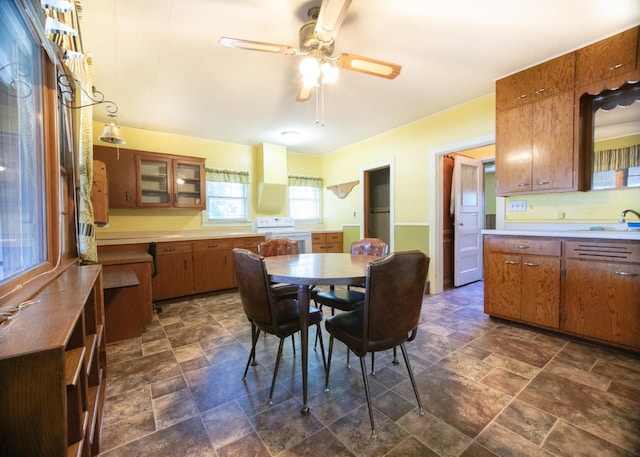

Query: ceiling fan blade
[[337, 53, 402, 80], [314, 0, 352, 43], [219, 37, 297, 55], [296, 83, 313, 102]]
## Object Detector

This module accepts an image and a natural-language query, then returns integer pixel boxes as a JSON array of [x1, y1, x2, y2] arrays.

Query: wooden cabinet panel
[[563, 259, 640, 349], [495, 104, 533, 194], [532, 91, 574, 191], [312, 232, 343, 253], [520, 256, 560, 328], [484, 236, 560, 329], [193, 239, 234, 293], [576, 27, 639, 86], [152, 241, 194, 300], [174, 159, 205, 208], [137, 154, 173, 208], [93, 146, 137, 208]]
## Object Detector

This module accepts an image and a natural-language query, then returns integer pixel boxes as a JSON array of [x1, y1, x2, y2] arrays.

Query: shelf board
[[64, 346, 86, 388]]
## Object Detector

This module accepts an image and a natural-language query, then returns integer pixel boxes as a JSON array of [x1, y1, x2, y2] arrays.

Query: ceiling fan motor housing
[[299, 12, 334, 56]]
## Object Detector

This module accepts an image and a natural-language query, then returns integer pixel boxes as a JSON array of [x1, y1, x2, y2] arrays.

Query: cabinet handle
[[514, 245, 529, 250], [534, 88, 546, 95], [125, 191, 130, 201], [516, 94, 528, 100], [505, 260, 520, 265], [208, 244, 218, 248], [164, 248, 176, 252], [536, 180, 550, 185], [615, 271, 638, 277], [517, 183, 530, 187], [523, 262, 539, 267], [609, 63, 624, 71]]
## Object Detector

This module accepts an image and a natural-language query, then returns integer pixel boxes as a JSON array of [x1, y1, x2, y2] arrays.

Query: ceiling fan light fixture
[[321, 62, 339, 83], [300, 57, 320, 84]]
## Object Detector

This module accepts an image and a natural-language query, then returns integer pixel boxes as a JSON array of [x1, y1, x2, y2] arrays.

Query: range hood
[[256, 143, 287, 213]]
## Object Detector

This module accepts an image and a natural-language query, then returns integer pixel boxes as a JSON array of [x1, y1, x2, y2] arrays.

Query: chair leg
[[243, 324, 259, 380], [371, 352, 375, 375], [251, 328, 260, 366], [359, 356, 377, 439], [324, 335, 334, 392], [291, 335, 296, 357], [392, 346, 399, 365], [400, 343, 425, 415], [315, 323, 327, 374], [268, 338, 286, 406]]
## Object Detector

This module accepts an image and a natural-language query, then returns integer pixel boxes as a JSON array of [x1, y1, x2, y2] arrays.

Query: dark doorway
[[364, 166, 390, 245]]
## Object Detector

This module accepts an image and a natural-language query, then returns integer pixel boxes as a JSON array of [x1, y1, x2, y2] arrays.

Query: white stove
[[254, 217, 312, 253]]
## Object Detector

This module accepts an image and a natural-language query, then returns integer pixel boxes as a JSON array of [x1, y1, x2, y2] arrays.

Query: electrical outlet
[[509, 200, 527, 212]]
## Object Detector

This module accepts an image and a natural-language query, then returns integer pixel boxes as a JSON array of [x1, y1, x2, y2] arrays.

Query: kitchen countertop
[[482, 223, 640, 241]]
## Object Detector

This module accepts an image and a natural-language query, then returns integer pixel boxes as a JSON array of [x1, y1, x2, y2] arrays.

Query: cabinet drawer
[[485, 236, 561, 256], [312, 233, 326, 243], [565, 240, 640, 263], [232, 237, 263, 251], [326, 232, 343, 243], [155, 241, 192, 255], [193, 239, 232, 252]]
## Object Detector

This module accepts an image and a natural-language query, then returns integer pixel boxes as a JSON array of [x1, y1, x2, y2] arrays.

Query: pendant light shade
[[98, 122, 126, 144]]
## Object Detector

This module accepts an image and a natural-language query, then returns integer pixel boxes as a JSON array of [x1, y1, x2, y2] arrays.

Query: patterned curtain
[[205, 168, 250, 183], [66, 55, 97, 263], [593, 144, 640, 172], [288, 175, 323, 187]]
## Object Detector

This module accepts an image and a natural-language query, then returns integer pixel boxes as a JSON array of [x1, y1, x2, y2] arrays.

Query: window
[[204, 169, 249, 222], [288, 175, 322, 222], [0, 3, 47, 285]]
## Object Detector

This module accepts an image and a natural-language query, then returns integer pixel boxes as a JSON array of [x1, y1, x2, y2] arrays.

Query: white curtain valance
[[206, 168, 250, 184], [288, 175, 323, 188], [594, 144, 640, 172]]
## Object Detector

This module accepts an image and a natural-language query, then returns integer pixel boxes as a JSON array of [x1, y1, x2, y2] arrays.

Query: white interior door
[[453, 156, 484, 286]]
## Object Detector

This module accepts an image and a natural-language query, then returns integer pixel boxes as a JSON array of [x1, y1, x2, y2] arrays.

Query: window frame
[[288, 183, 322, 224], [202, 174, 251, 225]]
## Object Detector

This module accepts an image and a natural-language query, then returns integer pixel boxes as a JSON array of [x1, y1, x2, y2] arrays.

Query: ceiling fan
[[219, 0, 402, 102]]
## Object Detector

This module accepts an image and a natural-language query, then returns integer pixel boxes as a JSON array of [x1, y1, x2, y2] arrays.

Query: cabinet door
[[152, 253, 194, 300], [484, 251, 521, 319], [520, 256, 560, 328], [93, 146, 137, 207], [137, 155, 173, 207], [532, 91, 574, 191], [576, 27, 639, 86], [563, 259, 640, 349], [174, 158, 205, 209], [496, 104, 532, 195], [193, 240, 235, 293]]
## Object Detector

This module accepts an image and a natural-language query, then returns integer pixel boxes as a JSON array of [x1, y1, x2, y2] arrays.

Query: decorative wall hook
[[57, 74, 119, 115], [327, 180, 359, 199]]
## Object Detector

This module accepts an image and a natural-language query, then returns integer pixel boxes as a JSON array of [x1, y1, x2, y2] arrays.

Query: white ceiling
[[78, 0, 640, 155]]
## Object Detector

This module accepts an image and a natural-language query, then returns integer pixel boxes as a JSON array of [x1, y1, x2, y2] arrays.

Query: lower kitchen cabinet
[[312, 232, 344, 253], [152, 241, 195, 300], [193, 239, 235, 293], [484, 236, 561, 328], [563, 240, 640, 349]]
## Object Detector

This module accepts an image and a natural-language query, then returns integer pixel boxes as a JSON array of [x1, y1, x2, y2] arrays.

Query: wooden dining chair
[[323, 250, 430, 438], [313, 238, 389, 368], [258, 238, 300, 299], [233, 248, 326, 406]]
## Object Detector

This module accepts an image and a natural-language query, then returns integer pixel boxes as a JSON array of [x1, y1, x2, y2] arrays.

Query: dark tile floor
[[100, 281, 640, 457]]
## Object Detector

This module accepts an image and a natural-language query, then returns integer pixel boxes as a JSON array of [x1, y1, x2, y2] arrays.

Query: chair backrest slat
[[258, 238, 299, 257], [350, 238, 389, 257], [364, 251, 429, 344], [233, 248, 274, 325]]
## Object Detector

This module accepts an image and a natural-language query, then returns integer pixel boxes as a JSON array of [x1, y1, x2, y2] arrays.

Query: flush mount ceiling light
[[281, 131, 300, 143]]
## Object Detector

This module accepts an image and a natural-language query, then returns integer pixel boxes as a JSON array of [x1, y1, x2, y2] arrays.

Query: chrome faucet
[[619, 209, 640, 223]]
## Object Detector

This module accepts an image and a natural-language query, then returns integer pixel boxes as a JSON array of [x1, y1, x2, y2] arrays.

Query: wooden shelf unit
[[0, 265, 106, 457]]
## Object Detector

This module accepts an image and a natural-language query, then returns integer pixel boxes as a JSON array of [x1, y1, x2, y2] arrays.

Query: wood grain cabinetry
[[576, 27, 639, 86], [93, 146, 204, 209], [93, 146, 137, 208], [484, 236, 561, 328], [562, 240, 640, 349], [0, 265, 106, 456], [193, 239, 235, 293], [312, 232, 344, 253], [496, 53, 575, 196], [152, 241, 195, 300]]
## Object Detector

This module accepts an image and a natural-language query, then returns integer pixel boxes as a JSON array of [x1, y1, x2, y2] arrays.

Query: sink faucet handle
[[620, 209, 640, 223]]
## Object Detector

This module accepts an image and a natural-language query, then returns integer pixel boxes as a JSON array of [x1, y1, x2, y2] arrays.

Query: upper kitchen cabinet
[[576, 27, 639, 87], [496, 53, 575, 111], [94, 146, 137, 208], [94, 146, 205, 209], [496, 54, 576, 195]]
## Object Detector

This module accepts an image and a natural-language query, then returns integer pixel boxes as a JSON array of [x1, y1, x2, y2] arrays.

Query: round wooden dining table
[[264, 252, 378, 414]]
